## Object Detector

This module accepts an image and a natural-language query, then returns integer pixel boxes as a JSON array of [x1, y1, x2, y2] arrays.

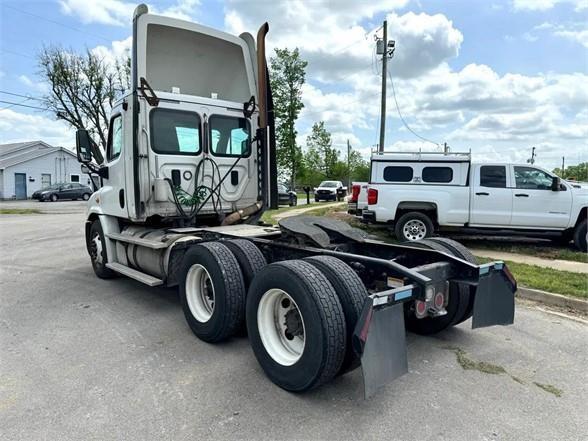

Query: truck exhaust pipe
[[256, 23, 278, 210]]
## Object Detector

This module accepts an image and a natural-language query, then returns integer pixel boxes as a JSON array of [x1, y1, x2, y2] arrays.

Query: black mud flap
[[353, 293, 409, 399], [472, 264, 516, 329]]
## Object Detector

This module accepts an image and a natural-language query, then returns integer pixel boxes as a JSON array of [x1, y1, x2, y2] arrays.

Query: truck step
[[105, 263, 163, 287], [106, 232, 169, 249]]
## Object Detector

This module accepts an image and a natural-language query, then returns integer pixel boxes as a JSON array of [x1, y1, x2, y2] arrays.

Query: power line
[[0, 90, 44, 101], [0, 48, 36, 60], [387, 70, 440, 147], [0, 100, 56, 112], [4, 4, 112, 43], [0, 97, 33, 111]]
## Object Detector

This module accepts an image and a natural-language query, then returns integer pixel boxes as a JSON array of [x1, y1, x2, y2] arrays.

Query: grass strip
[[0, 208, 41, 215]]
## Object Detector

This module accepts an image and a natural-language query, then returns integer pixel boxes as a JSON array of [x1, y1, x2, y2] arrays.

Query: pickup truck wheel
[[179, 242, 246, 343], [246, 260, 346, 392], [573, 220, 587, 252], [425, 237, 478, 325], [87, 220, 116, 279], [304, 256, 367, 375], [394, 212, 434, 242], [402, 239, 471, 334]]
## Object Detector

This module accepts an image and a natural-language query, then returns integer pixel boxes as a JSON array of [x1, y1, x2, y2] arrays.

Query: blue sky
[[0, 0, 586, 170]]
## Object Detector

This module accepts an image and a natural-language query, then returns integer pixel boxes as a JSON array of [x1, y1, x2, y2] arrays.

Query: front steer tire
[[246, 260, 346, 392], [87, 220, 116, 279], [304, 255, 367, 375], [179, 242, 246, 343], [573, 219, 587, 252]]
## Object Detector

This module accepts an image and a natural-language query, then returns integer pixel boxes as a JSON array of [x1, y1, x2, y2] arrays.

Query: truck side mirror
[[76, 129, 93, 164], [551, 176, 561, 191]]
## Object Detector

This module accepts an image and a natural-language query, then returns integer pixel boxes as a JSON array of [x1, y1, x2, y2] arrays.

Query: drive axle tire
[[402, 239, 471, 335], [223, 239, 267, 289], [87, 219, 116, 279], [246, 260, 346, 392], [426, 237, 478, 325], [394, 212, 434, 242], [573, 220, 587, 252], [179, 242, 246, 343], [304, 256, 367, 375]]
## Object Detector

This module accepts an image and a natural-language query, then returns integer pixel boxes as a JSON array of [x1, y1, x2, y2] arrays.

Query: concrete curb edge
[[517, 287, 587, 313]]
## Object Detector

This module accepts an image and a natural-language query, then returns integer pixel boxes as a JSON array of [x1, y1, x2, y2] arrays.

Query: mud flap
[[472, 265, 516, 329], [353, 296, 409, 399]]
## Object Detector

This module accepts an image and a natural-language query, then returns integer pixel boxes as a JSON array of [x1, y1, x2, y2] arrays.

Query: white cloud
[[0, 109, 74, 147], [91, 36, 132, 67], [18, 75, 49, 94], [59, 0, 201, 26], [512, 0, 588, 11], [531, 21, 588, 47], [553, 28, 588, 47]]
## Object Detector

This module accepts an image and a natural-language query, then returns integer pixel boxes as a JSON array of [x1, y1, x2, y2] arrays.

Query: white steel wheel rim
[[257, 288, 306, 366], [404, 219, 427, 241], [185, 264, 215, 323]]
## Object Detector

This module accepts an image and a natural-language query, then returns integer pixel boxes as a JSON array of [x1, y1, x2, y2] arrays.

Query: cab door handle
[[475, 192, 489, 196], [515, 193, 529, 197]]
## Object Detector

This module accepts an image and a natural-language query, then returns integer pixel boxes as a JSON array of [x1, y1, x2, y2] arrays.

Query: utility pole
[[561, 156, 565, 178], [378, 20, 387, 153], [443, 142, 449, 153], [347, 139, 351, 188]]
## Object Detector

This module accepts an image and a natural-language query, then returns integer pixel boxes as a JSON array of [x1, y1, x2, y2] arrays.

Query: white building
[[0, 141, 91, 199]]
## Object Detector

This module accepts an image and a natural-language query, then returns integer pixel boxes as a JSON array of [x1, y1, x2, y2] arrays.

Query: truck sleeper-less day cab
[[76, 5, 516, 397], [363, 152, 588, 251]]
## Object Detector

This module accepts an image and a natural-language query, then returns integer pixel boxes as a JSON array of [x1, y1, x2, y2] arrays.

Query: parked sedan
[[35, 183, 93, 202], [278, 183, 297, 206]]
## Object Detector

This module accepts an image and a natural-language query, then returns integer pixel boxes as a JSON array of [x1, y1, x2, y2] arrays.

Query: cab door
[[99, 113, 128, 218], [510, 165, 572, 228], [470, 165, 513, 226]]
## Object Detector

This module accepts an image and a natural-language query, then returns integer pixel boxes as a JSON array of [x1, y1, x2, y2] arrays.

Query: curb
[[517, 287, 587, 313]]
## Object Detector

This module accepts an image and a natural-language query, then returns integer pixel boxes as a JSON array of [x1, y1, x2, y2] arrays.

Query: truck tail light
[[367, 188, 378, 205], [351, 185, 360, 202]]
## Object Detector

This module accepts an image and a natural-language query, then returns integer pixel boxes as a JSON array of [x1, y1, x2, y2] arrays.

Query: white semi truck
[[76, 5, 517, 397]]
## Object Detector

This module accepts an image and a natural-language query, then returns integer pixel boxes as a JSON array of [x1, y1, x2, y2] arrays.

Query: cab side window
[[480, 165, 506, 188], [107, 115, 123, 161], [514, 166, 553, 190]]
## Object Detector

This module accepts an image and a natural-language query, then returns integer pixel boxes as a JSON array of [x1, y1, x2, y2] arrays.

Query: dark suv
[[35, 183, 93, 202]]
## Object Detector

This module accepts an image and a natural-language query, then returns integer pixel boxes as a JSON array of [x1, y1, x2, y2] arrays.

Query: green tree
[[553, 162, 588, 182], [269, 48, 307, 188], [39, 46, 130, 155], [306, 121, 339, 178]]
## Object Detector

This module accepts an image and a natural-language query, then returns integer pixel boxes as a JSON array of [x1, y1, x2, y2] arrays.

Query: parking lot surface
[[0, 210, 586, 440]]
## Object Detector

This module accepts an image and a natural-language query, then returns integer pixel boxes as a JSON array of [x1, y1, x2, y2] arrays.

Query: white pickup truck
[[362, 152, 587, 251]]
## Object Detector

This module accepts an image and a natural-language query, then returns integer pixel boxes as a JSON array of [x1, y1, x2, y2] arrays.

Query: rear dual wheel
[[403, 238, 476, 335], [179, 242, 246, 343], [246, 260, 347, 392]]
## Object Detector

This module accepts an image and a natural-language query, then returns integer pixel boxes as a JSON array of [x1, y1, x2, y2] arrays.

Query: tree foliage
[[298, 121, 370, 187], [269, 48, 307, 188], [39, 46, 130, 153], [553, 162, 588, 182]]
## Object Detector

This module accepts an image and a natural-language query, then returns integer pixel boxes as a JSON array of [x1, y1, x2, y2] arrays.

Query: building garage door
[[15, 173, 27, 199]]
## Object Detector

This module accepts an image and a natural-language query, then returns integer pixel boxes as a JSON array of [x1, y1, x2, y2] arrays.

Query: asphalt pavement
[[0, 208, 586, 441]]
